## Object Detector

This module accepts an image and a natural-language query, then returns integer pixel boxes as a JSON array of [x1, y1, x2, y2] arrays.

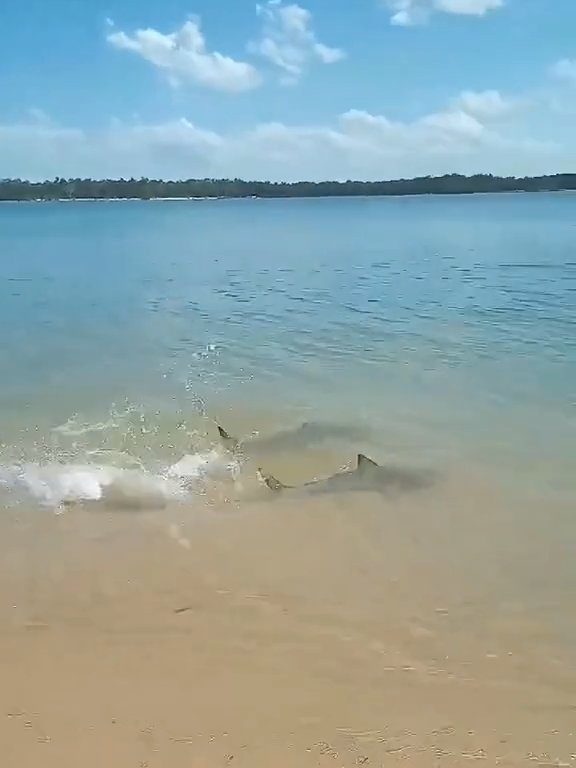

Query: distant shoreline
[[0, 196, 228, 204], [1, 190, 575, 204], [1, 173, 575, 202]]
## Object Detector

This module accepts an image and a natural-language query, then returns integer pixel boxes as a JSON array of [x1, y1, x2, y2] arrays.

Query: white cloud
[[420, 108, 486, 140], [437, 0, 503, 14], [551, 59, 576, 83], [107, 18, 261, 92], [387, 0, 429, 25], [251, 1, 345, 83], [338, 106, 485, 152], [386, 0, 503, 26], [0, 91, 559, 183], [0, 120, 87, 180], [451, 90, 514, 118]]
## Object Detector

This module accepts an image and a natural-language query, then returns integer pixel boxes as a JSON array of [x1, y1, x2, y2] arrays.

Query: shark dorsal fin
[[216, 424, 239, 451], [257, 468, 287, 492], [357, 453, 379, 471]]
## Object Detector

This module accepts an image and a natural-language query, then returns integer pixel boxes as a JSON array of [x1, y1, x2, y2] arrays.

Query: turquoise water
[[0, 194, 574, 506]]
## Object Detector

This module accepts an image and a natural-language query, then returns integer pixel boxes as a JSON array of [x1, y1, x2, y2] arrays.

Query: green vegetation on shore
[[1, 174, 575, 201]]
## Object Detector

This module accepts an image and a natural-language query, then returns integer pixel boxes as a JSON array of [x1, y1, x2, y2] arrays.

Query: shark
[[216, 424, 433, 498], [216, 421, 368, 456], [217, 424, 241, 453]]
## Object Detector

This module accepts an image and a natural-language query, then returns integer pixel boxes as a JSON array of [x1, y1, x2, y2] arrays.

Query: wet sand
[[2, 467, 576, 768]]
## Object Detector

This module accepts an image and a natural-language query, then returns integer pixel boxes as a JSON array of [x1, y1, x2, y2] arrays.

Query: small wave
[[0, 463, 184, 510], [0, 450, 238, 511]]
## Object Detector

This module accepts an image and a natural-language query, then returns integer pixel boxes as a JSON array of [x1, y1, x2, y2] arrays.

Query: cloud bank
[[0, 90, 559, 182]]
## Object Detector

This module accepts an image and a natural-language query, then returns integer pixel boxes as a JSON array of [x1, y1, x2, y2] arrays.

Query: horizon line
[[3, 172, 576, 185]]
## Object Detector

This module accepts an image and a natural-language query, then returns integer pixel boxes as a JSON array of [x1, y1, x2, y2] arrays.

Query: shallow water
[[1, 194, 574, 498]]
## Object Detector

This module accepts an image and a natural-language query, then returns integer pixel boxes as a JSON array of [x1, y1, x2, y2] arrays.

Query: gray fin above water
[[357, 453, 379, 471], [257, 468, 288, 492], [216, 424, 231, 440], [216, 424, 239, 452]]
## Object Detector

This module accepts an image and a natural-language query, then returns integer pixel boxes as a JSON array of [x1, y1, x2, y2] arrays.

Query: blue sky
[[1, 0, 576, 180]]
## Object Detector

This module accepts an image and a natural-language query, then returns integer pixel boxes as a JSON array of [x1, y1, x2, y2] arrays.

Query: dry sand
[[1, 474, 576, 767]]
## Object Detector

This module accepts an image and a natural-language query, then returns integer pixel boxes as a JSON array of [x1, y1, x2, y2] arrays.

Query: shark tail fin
[[357, 453, 379, 472], [216, 424, 239, 451], [257, 468, 288, 492]]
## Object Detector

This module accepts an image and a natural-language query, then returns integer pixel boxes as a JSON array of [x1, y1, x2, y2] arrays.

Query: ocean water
[[0, 193, 574, 509], [2, 193, 576, 766]]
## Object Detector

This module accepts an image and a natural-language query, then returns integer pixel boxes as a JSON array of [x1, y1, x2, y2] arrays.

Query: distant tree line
[[1, 174, 575, 201]]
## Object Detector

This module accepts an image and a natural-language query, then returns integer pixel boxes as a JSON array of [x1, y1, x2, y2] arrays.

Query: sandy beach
[[2, 469, 576, 768]]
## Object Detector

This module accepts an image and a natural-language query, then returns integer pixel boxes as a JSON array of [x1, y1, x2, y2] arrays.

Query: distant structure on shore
[[1, 174, 575, 201]]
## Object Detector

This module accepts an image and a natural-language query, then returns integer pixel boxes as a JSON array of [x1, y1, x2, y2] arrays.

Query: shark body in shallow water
[[216, 425, 433, 498], [216, 421, 368, 456], [257, 453, 432, 497]]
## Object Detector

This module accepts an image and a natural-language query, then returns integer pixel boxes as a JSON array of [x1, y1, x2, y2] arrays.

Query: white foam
[[0, 449, 238, 511], [168, 449, 236, 481], [0, 463, 184, 510]]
